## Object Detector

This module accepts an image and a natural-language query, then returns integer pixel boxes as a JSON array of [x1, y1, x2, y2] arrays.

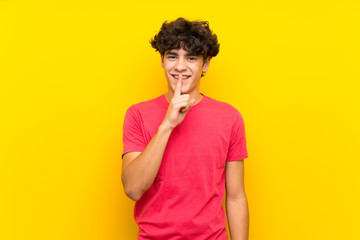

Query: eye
[[188, 56, 197, 61], [167, 55, 176, 60]]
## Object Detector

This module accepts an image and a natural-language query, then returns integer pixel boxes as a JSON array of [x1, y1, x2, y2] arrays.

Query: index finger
[[174, 79, 182, 97]]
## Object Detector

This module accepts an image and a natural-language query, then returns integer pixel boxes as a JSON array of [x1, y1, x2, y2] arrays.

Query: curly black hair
[[150, 18, 220, 59]]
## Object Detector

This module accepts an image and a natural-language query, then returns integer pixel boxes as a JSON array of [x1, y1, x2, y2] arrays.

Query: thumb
[[191, 99, 196, 106]]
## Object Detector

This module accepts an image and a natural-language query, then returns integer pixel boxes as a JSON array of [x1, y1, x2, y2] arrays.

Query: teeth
[[172, 75, 190, 79]]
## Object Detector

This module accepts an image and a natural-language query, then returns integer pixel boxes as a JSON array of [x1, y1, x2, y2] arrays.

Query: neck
[[165, 92, 203, 105]]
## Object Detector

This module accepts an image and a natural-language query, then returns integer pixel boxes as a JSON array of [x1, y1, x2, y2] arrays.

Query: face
[[161, 48, 210, 97]]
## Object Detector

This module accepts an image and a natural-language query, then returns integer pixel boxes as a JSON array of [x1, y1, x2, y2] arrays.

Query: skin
[[162, 48, 210, 106], [226, 161, 249, 240], [122, 47, 249, 239]]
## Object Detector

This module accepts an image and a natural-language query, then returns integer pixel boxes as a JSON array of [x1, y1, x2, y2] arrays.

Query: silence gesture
[[162, 79, 196, 130]]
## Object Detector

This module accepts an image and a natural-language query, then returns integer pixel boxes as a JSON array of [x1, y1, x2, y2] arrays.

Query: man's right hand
[[162, 79, 195, 130]]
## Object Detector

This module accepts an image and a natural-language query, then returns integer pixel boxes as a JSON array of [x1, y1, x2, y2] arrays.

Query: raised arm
[[122, 79, 194, 201]]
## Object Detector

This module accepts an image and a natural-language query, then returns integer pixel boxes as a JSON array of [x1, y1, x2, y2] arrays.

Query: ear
[[202, 57, 211, 72], [161, 55, 164, 69]]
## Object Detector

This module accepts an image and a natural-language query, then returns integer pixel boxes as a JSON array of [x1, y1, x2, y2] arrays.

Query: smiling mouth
[[172, 74, 191, 80]]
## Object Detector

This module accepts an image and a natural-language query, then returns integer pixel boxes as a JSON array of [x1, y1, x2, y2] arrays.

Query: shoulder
[[127, 95, 167, 113], [203, 95, 243, 119]]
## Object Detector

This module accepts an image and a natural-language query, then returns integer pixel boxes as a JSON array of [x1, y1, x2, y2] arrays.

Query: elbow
[[124, 185, 144, 201], [121, 173, 148, 201], [226, 191, 248, 203], [125, 190, 142, 201]]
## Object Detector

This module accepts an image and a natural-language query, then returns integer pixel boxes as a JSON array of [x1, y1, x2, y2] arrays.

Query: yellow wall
[[1, 0, 359, 239]]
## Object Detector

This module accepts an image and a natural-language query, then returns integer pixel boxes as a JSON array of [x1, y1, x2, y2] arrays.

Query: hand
[[162, 79, 195, 130]]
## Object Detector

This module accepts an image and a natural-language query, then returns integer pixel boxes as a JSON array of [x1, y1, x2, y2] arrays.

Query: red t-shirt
[[123, 94, 248, 240]]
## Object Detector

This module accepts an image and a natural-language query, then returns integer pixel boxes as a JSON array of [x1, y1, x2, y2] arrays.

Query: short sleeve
[[122, 106, 147, 157], [226, 111, 248, 161]]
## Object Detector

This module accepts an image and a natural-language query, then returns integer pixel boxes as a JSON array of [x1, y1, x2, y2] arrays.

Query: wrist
[[158, 121, 174, 134]]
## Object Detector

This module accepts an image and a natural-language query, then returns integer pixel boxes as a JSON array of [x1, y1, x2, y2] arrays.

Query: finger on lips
[[172, 80, 194, 114], [174, 79, 182, 97]]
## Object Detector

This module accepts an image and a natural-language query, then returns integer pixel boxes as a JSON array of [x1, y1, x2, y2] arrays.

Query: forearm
[[226, 195, 249, 240], [122, 80, 193, 201], [122, 123, 172, 201]]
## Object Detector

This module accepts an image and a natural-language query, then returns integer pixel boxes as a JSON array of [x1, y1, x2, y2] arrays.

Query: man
[[122, 18, 249, 240]]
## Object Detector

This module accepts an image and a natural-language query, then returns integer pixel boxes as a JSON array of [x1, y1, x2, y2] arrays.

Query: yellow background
[[1, 0, 359, 239]]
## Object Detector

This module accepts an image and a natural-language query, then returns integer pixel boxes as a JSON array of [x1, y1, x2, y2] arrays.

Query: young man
[[122, 18, 249, 240]]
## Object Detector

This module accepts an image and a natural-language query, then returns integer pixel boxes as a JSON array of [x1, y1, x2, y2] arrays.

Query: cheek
[[194, 64, 203, 73], [166, 66, 174, 73], [193, 67, 202, 77]]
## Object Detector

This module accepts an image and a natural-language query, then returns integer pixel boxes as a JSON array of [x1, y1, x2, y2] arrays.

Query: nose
[[174, 58, 187, 71]]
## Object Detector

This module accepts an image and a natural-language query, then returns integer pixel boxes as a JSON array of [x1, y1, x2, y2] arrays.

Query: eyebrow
[[165, 51, 197, 57], [165, 51, 178, 56]]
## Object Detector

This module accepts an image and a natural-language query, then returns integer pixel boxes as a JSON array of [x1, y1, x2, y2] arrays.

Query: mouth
[[171, 74, 191, 80]]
